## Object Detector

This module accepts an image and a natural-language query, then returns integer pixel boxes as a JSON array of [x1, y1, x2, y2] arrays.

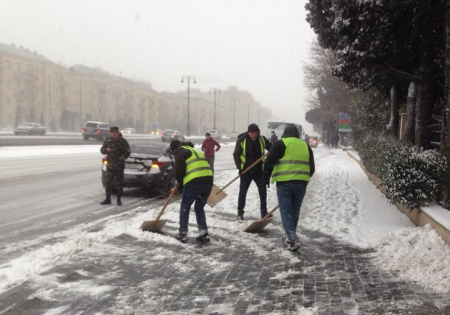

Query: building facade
[[0, 42, 272, 134]]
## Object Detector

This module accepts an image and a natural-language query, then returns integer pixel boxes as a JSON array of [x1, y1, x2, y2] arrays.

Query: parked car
[[1, 125, 14, 132], [161, 129, 185, 142], [82, 121, 110, 141], [101, 143, 175, 196], [208, 130, 222, 140], [151, 128, 161, 135], [309, 136, 319, 148], [122, 128, 136, 134], [14, 123, 47, 135]]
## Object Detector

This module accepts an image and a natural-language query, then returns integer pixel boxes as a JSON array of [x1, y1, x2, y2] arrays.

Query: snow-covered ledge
[[347, 150, 450, 245]]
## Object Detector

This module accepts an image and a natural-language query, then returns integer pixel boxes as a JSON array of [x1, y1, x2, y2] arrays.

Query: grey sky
[[0, 0, 317, 134]]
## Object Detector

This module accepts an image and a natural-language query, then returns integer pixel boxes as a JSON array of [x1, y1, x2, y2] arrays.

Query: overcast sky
[[0, 0, 317, 134]]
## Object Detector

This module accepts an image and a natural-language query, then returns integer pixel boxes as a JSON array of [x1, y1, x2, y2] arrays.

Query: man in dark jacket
[[270, 131, 278, 144], [233, 123, 271, 220], [264, 124, 315, 251], [201, 132, 221, 173], [100, 127, 131, 206], [170, 140, 213, 243]]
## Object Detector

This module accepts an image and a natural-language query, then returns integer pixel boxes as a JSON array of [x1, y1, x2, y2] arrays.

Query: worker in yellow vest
[[264, 124, 315, 252], [170, 140, 213, 243], [233, 123, 272, 220]]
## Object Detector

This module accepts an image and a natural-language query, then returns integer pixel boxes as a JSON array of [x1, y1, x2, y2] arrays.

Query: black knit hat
[[170, 139, 181, 152], [247, 123, 260, 133], [110, 126, 119, 132]]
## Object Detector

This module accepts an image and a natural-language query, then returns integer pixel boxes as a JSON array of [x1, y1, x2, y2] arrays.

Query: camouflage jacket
[[100, 135, 131, 169]]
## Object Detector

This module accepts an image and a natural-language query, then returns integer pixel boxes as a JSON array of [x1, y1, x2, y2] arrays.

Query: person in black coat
[[233, 123, 271, 220]]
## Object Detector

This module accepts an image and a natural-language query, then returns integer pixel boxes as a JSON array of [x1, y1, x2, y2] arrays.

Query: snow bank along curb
[[347, 151, 450, 246]]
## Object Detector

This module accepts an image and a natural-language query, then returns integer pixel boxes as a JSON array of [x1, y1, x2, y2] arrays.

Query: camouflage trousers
[[105, 167, 124, 197]]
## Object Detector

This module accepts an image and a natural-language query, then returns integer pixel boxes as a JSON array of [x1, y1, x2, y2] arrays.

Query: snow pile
[[374, 224, 450, 293], [0, 145, 101, 158]]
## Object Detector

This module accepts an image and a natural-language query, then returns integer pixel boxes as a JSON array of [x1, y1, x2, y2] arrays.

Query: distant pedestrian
[[270, 130, 278, 144], [334, 134, 340, 148], [305, 134, 310, 146], [100, 126, 130, 206], [171, 140, 213, 244], [264, 124, 315, 251], [233, 123, 272, 220], [201, 132, 221, 173]]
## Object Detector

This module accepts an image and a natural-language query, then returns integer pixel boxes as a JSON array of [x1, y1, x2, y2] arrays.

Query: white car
[[122, 128, 136, 134], [209, 130, 221, 140]]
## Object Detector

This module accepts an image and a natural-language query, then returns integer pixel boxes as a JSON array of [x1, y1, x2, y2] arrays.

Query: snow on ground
[[1, 145, 450, 306], [0, 145, 101, 158], [373, 224, 450, 293]]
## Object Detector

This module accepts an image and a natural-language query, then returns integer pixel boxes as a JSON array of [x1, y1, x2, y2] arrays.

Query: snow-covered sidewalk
[[1, 146, 450, 314]]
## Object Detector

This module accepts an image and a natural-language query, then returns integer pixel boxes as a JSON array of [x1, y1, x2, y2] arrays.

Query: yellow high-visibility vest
[[182, 146, 213, 185], [271, 137, 310, 183]]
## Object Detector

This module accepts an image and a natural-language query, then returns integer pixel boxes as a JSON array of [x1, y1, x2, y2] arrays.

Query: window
[[15, 63, 20, 71], [6, 79, 11, 88], [6, 97, 11, 108], [5, 60, 10, 69]]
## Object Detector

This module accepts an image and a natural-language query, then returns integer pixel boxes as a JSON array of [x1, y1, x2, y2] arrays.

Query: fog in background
[[0, 0, 317, 134]]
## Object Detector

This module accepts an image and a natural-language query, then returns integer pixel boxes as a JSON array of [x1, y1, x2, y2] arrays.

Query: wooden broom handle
[[155, 183, 179, 223], [262, 205, 279, 220], [216, 154, 267, 194]]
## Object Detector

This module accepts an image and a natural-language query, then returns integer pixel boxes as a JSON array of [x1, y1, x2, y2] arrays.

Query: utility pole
[[79, 79, 82, 127], [209, 88, 221, 130], [181, 75, 196, 136], [230, 97, 239, 131]]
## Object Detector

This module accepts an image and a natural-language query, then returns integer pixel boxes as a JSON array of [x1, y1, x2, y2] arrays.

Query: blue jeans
[[276, 182, 307, 241], [179, 184, 212, 235]]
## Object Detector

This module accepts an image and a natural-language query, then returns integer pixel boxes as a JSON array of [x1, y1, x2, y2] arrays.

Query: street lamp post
[[209, 88, 221, 130], [230, 97, 239, 132], [247, 104, 252, 125], [181, 75, 196, 136]]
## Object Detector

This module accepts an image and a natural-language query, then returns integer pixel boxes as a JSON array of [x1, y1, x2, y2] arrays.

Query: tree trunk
[[403, 82, 417, 144], [440, 1, 450, 209], [386, 85, 399, 137], [414, 1, 434, 149]]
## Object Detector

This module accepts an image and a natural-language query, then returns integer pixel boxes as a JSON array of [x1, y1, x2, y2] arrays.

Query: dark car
[[309, 136, 319, 148], [101, 143, 175, 196], [82, 121, 110, 141], [14, 123, 47, 135], [161, 129, 185, 142]]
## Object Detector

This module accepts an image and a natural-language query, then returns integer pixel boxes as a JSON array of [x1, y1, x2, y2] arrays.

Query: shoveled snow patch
[[42, 306, 70, 315], [374, 224, 450, 293], [0, 145, 101, 159]]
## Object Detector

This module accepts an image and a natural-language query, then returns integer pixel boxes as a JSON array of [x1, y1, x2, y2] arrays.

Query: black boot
[[175, 233, 188, 243], [117, 197, 122, 206], [196, 232, 210, 243], [237, 213, 244, 220], [100, 195, 111, 205]]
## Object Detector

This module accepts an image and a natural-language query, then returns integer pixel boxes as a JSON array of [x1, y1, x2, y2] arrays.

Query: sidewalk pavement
[[2, 212, 450, 315]]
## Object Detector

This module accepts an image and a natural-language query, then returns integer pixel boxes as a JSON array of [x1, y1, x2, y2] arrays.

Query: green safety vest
[[240, 136, 265, 170], [182, 146, 213, 185], [271, 137, 310, 183]]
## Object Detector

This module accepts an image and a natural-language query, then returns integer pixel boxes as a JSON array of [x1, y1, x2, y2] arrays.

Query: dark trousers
[[105, 167, 124, 197], [179, 184, 212, 235], [277, 182, 307, 241], [205, 156, 215, 173], [238, 171, 267, 215]]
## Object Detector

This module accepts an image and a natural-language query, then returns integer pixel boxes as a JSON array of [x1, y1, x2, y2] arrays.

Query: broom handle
[[216, 154, 267, 194], [155, 183, 179, 223], [262, 205, 279, 220]]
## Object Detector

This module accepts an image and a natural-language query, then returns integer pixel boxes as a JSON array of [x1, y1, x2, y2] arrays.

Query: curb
[[347, 151, 450, 246]]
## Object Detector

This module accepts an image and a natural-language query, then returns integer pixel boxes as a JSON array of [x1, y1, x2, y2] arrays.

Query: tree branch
[[384, 64, 422, 83]]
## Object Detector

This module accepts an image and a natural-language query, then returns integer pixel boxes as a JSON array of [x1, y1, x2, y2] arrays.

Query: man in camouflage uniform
[[100, 126, 131, 206]]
